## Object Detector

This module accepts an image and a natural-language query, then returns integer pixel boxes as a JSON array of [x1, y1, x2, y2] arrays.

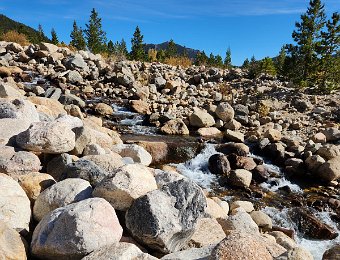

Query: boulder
[[208, 154, 231, 175], [215, 103, 234, 122], [82, 242, 157, 260], [6, 42, 24, 52], [67, 70, 83, 84], [27, 96, 66, 118], [161, 119, 189, 135], [288, 207, 338, 240], [16, 172, 55, 201], [112, 144, 152, 166], [264, 129, 282, 142], [154, 169, 185, 188], [189, 108, 215, 128], [0, 220, 27, 260], [219, 210, 259, 235], [227, 154, 257, 171], [305, 155, 325, 174], [95, 103, 113, 116], [318, 156, 340, 182], [33, 178, 93, 222], [269, 231, 296, 250], [0, 151, 41, 176], [62, 159, 109, 187], [39, 42, 59, 53], [126, 179, 207, 253], [250, 211, 273, 231], [16, 121, 76, 154], [224, 130, 244, 143], [216, 142, 250, 156], [161, 246, 214, 260], [46, 153, 72, 180], [186, 218, 225, 248], [81, 154, 125, 173], [130, 100, 150, 115], [0, 82, 23, 98], [197, 127, 222, 136], [83, 143, 106, 155], [206, 198, 229, 219], [317, 145, 340, 160], [322, 244, 340, 260], [276, 246, 313, 260], [230, 201, 254, 213], [0, 173, 31, 233], [93, 164, 158, 211], [31, 198, 123, 259], [229, 169, 252, 188], [210, 231, 272, 260]]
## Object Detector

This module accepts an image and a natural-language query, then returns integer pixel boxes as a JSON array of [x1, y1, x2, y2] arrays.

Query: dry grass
[[164, 56, 192, 68], [148, 49, 157, 62], [0, 30, 30, 46]]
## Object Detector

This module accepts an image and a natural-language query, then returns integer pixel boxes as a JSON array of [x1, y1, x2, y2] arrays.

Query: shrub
[[0, 30, 30, 46], [164, 56, 192, 67]]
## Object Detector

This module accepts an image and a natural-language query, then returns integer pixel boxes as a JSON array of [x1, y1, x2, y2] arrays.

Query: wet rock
[[210, 231, 272, 260], [216, 142, 250, 156], [94, 102, 113, 116], [228, 154, 257, 171], [161, 119, 189, 135], [83, 242, 157, 260], [322, 244, 340, 260], [16, 121, 76, 154], [189, 108, 215, 128], [154, 169, 184, 188], [33, 178, 93, 221], [0, 173, 31, 234], [186, 218, 226, 248], [318, 156, 340, 182], [126, 179, 206, 253], [252, 165, 270, 183], [0, 220, 27, 260], [208, 154, 231, 176], [288, 207, 338, 240], [93, 164, 158, 211], [229, 169, 252, 188], [31, 198, 123, 259], [112, 144, 152, 166], [269, 231, 296, 251], [215, 102, 234, 122]]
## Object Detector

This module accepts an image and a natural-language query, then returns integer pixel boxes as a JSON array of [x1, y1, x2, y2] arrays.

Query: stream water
[[110, 105, 339, 260]]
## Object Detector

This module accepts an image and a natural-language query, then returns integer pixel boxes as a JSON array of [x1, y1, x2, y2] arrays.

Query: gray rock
[[33, 178, 93, 221], [31, 198, 123, 260], [161, 246, 214, 260], [67, 70, 83, 84], [318, 156, 340, 182], [112, 144, 152, 166], [39, 42, 59, 53], [220, 210, 259, 235], [0, 151, 41, 176], [65, 54, 89, 71], [59, 93, 86, 108], [62, 159, 109, 186], [0, 173, 31, 234], [16, 121, 76, 154], [126, 179, 207, 253], [46, 153, 72, 180], [45, 87, 62, 99], [224, 130, 244, 143], [215, 103, 234, 122], [6, 42, 23, 53]]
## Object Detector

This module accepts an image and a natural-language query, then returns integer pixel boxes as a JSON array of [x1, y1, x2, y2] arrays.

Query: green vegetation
[[84, 8, 107, 54], [70, 21, 86, 50], [130, 26, 146, 61], [51, 28, 59, 45]]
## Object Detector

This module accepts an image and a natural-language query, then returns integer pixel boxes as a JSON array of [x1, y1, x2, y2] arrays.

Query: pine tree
[[215, 54, 223, 68], [119, 38, 129, 58], [248, 55, 260, 78], [275, 46, 287, 77], [260, 57, 277, 76], [51, 28, 59, 45], [319, 12, 340, 91], [84, 8, 107, 54], [166, 39, 177, 58], [130, 26, 146, 61], [224, 47, 232, 68], [195, 51, 207, 65], [290, 0, 326, 85], [107, 40, 114, 55], [70, 20, 86, 50], [242, 58, 250, 69], [156, 49, 166, 62], [37, 24, 46, 42]]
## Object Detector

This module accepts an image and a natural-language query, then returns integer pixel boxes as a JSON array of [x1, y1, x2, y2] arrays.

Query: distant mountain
[[144, 41, 200, 59], [0, 14, 50, 43]]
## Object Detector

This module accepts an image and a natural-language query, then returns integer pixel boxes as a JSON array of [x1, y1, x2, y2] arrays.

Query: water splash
[[175, 144, 219, 189], [263, 207, 340, 260]]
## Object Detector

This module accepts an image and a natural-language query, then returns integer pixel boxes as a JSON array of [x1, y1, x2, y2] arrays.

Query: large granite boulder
[[126, 179, 207, 253], [31, 198, 123, 259]]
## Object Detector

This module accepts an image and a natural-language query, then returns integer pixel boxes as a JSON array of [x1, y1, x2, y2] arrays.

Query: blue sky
[[1, 0, 339, 65]]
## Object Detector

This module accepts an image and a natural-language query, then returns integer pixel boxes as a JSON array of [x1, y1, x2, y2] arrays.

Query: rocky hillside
[[144, 41, 200, 59], [0, 41, 339, 259]]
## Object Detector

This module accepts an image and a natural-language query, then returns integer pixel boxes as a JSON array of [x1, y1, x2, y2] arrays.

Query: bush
[[164, 56, 192, 67], [0, 30, 30, 46]]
